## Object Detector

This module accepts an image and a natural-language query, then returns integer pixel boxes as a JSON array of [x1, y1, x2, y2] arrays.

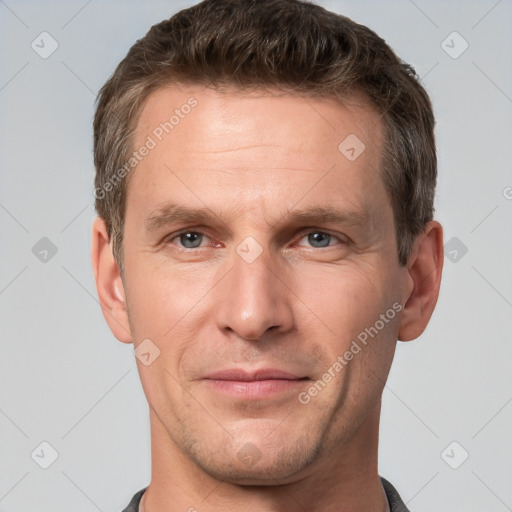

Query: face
[[113, 85, 412, 483]]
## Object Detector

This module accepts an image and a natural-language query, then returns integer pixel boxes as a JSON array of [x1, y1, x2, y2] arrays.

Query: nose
[[214, 242, 295, 341]]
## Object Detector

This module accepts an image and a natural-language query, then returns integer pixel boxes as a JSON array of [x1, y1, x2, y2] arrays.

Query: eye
[[170, 231, 209, 249], [164, 229, 345, 251], [296, 231, 344, 248]]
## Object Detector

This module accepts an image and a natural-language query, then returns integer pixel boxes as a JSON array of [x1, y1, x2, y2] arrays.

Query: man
[[91, 0, 443, 510]]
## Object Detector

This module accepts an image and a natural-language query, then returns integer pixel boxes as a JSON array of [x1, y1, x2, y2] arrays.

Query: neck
[[142, 403, 388, 512]]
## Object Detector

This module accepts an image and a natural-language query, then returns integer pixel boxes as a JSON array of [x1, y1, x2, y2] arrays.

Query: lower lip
[[204, 379, 307, 398]]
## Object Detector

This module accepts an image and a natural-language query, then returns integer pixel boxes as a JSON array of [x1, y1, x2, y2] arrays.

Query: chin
[[184, 432, 323, 485]]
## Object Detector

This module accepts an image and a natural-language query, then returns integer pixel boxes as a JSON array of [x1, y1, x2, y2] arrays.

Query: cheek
[[293, 263, 401, 393], [124, 259, 216, 340], [294, 263, 396, 340], [124, 263, 215, 410]]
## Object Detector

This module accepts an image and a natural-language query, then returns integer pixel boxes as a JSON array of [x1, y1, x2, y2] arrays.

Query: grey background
[[1, 0, 511, 510]]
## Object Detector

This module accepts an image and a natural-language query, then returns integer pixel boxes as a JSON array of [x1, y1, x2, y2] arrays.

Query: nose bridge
[[214, 237, 293, 340]]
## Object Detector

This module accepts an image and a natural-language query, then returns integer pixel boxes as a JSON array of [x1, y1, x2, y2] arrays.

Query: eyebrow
[[145, 202, 370, 232]]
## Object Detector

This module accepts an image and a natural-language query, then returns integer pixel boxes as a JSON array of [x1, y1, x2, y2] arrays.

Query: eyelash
[[164, 229, 347, 250]]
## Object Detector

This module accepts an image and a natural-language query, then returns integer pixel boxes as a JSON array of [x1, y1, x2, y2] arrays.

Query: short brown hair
[[93, 0, 436, 271]]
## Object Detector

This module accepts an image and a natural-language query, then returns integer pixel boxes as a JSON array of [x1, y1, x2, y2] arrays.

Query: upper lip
[[204, 369, 306, 381]]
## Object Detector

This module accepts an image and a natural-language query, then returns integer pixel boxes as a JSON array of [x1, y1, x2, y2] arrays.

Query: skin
[[92, 85, 443, 511]]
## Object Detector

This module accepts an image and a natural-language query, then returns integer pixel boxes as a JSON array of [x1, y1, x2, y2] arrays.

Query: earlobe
[[91, 217, 133, 344], [397, 220, 444, 342]]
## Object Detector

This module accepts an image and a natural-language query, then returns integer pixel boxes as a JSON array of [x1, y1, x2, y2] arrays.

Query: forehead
[[128, 85, 388, 224], [135, 85, 383, 157]]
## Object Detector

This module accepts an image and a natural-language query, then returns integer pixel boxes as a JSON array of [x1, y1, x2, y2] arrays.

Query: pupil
[[309, 232, 330, 247], [181, 232, 201, 248]]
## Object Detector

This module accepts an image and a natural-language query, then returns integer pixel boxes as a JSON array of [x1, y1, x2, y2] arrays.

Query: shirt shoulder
[[121, 487, 147, 512], [380, 477, 411, 512]]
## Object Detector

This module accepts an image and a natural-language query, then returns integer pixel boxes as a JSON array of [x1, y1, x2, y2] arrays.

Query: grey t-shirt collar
[[122, 477, 410, 512]]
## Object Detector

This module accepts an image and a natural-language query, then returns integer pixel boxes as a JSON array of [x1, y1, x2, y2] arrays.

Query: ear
[[398, 220, 444, 341], [91, 217, 132, 344]]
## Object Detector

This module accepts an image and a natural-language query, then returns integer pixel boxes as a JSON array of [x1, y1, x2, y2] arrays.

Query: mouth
[[202, 369, 310, 399]]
